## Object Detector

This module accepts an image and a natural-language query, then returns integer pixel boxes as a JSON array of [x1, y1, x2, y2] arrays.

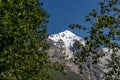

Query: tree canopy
[[0, 0, 50, 80], [69, 0, 120, 79]]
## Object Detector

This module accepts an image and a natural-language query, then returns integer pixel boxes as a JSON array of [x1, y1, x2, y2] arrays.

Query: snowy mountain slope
[[48, 30, 119, 61], [47, 30, 102, 80], [47, 30, 120, 80], [48, 30, 85, 59]]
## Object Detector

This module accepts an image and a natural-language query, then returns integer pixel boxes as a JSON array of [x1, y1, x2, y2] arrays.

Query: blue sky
[[42, 0, 100, 38]]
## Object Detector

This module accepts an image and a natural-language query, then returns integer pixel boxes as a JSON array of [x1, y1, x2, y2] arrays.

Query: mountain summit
[[47, 30, 103, 80], [48, 30, 85, 59], [47, 30, 120, 80]]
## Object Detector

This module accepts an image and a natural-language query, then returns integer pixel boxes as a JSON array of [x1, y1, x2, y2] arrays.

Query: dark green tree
[[69, 0, 120, 79], [0, 0, 50, 80]]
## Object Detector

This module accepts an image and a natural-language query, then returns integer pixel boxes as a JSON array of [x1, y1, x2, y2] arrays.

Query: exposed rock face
[[47, 30, 119, 80]]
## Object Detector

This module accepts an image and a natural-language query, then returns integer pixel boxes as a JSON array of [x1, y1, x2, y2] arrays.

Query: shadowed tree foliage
[[69, 0, 120, 80], [0, 0, 50, 80]]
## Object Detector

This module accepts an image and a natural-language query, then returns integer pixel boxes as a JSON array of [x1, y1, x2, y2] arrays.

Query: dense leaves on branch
[[0, 0, 50, 80], [69, 0, 120, 79]]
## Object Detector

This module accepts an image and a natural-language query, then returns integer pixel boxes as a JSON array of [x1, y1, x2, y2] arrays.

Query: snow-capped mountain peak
[[49, 30, 84, 47], [48, 30, 85, 59], [48, 30, 120, 79]]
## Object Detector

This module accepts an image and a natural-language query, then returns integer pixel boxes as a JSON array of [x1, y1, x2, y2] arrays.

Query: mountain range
[[47, 30, 119, 80]]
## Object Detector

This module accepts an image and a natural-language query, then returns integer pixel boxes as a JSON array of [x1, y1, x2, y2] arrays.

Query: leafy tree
[[69, 0, 120, 80], [0, 0, 50, 80]]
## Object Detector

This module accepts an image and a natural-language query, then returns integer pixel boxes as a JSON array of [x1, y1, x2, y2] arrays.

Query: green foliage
[[0, 0, 50, 80], [70, 0, 120, 79], [48, 69, 83, 80]]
